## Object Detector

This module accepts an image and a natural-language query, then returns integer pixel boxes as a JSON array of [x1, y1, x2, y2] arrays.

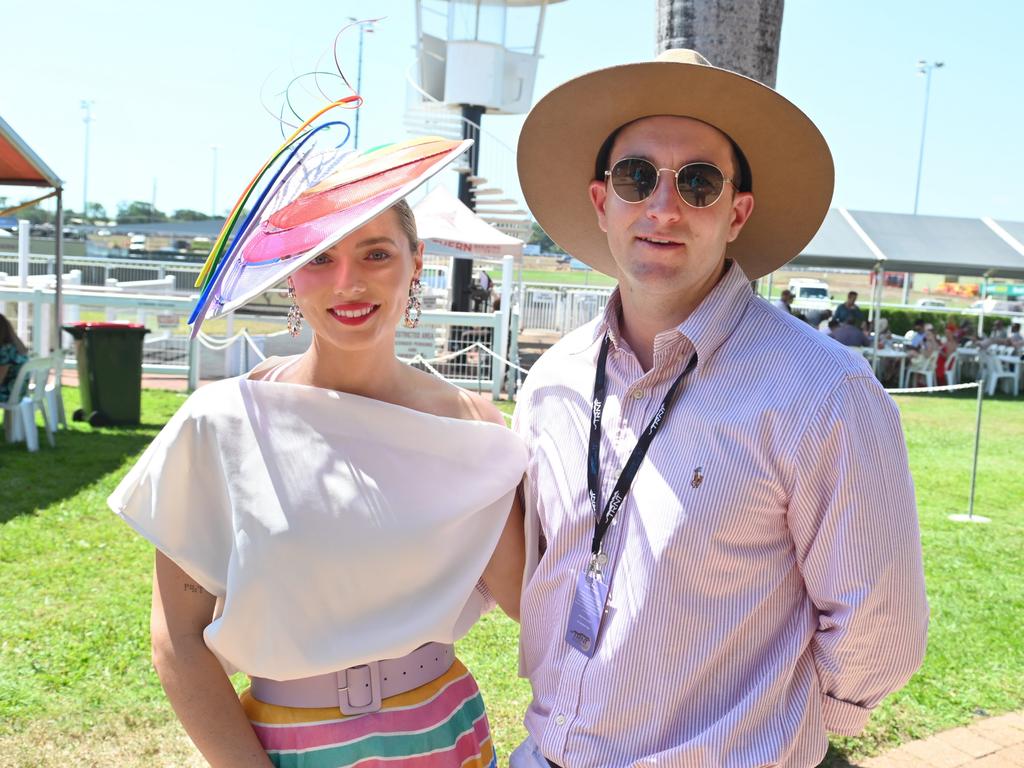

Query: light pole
[[81, 100, 94, 219], [211, 145, 219, 217], [346, 17, 375, 149], [913, 60, 944, 215], [904, 60, 943, 304]]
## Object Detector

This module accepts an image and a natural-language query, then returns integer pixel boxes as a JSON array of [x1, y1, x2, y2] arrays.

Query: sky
[[3, 0, 1022, 225]]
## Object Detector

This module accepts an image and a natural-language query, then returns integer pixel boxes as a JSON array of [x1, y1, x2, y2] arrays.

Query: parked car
[[787, 278, 831, 312], [915, 298, 948, 308], [128, 234, 147, 252], [970, 299, 1024, 314]]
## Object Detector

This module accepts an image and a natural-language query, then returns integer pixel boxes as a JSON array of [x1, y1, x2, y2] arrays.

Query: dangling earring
[[286, 285, 303, 337], [403, 278, 422, 328]]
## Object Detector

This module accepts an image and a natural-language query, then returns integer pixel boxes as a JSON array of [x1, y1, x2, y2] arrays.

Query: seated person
[[906, 318, 926, 350], [830, 320, 870, 347], [773, 289, 794, 314], [0, 313, 29, 403], [826, 319, 840, 336], [988, 319, 1008, 340], [806, 307, 832, 330], [1008, 322, 1023, 351]]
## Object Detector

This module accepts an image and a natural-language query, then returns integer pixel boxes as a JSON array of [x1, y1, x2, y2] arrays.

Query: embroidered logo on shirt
[[691, 466, 704, 489]]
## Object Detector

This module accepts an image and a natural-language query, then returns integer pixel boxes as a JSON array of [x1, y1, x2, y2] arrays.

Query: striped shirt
[[512, 261, 928, 768]]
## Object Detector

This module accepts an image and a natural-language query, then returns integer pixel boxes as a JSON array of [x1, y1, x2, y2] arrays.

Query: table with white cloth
[[857, 346, 909, 386]]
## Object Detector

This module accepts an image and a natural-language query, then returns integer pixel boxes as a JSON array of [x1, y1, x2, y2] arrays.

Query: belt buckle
[[337, 661, 382, 715]]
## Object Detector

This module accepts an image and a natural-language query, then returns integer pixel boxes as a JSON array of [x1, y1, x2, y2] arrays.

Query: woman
[[0, 312, 29, 403], [109, 186, 527, 764]]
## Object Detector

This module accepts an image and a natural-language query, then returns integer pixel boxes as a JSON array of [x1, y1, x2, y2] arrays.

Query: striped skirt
[[241, 658, 497, 768]]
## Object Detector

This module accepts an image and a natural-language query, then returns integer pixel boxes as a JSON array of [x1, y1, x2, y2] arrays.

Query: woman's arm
[[480, 482, 526, 621], [461, 392, 527, 621], [151, 550, 274, 768]]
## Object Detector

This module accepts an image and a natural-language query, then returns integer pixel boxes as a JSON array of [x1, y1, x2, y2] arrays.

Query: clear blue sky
[[3, 0, 1021, 224]]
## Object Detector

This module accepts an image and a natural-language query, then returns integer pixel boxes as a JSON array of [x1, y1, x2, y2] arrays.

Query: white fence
[[515, 284, 614, 334], [0, 285, 520, 398]]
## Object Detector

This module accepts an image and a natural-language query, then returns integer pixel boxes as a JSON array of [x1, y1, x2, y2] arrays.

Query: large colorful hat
[[517, 48, 834, 280], [189, 132, 471, 335]]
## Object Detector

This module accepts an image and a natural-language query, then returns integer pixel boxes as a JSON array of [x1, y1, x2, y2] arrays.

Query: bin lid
[[64, 322, 147, 329]]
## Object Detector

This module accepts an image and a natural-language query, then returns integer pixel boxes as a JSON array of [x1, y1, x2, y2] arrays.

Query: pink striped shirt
[[512, 261, 928, 768]]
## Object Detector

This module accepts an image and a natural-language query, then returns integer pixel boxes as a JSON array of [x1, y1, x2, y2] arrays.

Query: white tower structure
[[409, 0, 565, 311]]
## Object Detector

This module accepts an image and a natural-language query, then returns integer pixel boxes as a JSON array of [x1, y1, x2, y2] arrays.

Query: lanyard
[[586, 334, 695, 566]]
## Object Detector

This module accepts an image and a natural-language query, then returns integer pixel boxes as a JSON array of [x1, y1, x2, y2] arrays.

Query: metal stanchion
[[949, 379, 990, 524]]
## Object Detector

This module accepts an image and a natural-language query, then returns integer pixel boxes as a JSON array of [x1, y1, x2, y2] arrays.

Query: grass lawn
[[489, 268, 617, 287], [1, 388, 1021, 766]]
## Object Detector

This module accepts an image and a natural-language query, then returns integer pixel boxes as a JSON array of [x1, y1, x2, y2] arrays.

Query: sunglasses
[[604, 157, 736, 208]]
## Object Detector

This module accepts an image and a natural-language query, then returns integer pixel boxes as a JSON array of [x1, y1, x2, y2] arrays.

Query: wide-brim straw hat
[[517, 49, 834, 280]]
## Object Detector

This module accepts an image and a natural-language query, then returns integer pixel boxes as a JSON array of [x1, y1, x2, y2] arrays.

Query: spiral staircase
[[404, 102, 533, 243]]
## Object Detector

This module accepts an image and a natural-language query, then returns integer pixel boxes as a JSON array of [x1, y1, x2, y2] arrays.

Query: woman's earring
[[403, 278, 422, 329], [286, 285, 303, 337]]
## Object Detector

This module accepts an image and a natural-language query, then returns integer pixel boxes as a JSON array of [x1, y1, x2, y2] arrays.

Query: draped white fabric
[[109, 377, 527, 680]]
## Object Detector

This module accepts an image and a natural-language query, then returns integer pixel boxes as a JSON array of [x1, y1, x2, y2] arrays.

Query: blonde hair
[[390, 199, 420, 251]]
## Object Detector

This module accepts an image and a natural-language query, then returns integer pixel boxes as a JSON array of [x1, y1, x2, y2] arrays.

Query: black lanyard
[[587, 334, 696, 561]]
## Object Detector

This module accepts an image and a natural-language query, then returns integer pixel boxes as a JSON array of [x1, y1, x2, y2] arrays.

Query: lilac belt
[[249, 642, 455, 715]]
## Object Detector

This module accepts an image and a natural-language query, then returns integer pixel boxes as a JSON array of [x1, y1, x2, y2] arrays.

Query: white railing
[[0, 253, 202, 294], [511, 283, 615, 334], [0, 285, 520, 398]]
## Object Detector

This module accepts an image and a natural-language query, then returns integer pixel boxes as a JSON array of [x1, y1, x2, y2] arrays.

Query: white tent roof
[[413, 185, 523, 259]]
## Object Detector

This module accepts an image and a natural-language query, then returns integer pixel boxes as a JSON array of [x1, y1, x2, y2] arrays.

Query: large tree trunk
[[656, 0, 784, 87]]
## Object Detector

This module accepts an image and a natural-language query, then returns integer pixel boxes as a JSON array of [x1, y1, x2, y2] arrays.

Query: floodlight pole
[[906, 60, 943, 305], [81, 100, 94, 218], [348, 18, 375, 149], [913, 61, 943, 216], [211, 145, 219, 217]]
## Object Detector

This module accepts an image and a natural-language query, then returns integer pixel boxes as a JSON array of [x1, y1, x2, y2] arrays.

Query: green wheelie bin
[[63, 322, 150, 426]]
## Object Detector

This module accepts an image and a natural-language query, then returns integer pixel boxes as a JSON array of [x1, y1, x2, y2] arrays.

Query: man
[[512, 49, 927, 768], [774, 288, 795, 314], [907, 318, 926, 349], [831, 320, 870, 347], [833, 290, 865, 326], [1009, 322, 1023, 349]]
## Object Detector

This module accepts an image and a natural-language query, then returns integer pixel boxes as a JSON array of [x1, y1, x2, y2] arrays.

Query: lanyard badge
[[565, 335, 694, 658]]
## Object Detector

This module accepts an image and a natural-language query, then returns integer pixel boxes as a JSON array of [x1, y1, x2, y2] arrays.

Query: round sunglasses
[[604, 157, 736, 208]]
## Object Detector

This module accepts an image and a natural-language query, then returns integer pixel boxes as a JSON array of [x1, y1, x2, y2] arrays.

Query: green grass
[[1, 388, 1021, 766], [489, 268, 616, 287]]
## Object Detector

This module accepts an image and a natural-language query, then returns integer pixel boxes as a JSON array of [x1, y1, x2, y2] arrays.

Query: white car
[[970, 299, 1024, 314], [128, 234, 147, 252], [787, 278, 831, 312], [914, 298, 948, 308]]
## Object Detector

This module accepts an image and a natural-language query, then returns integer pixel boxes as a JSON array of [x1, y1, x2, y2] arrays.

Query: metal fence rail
[[0, 286, 519, 397]]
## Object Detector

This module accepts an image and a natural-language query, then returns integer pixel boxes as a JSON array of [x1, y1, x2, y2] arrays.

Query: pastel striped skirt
[[241, 658, 497, 768]]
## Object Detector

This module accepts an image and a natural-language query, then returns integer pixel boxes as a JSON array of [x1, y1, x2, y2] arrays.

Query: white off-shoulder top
[[108, 374, 527, 681]]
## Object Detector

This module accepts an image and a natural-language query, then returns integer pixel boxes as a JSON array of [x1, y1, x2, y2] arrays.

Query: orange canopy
[[0, 114, 61, 188]]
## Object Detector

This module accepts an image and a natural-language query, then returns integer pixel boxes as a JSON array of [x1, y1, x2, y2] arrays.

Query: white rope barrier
[[406, 354, 448, 380], [196, 329, 244, 350], [884, 381, 979, 395], [240, 330, 267, 361]]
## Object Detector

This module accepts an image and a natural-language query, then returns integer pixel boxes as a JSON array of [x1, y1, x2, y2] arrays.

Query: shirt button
[[555, 714, 566, 726], [632, 389, 646, 400]]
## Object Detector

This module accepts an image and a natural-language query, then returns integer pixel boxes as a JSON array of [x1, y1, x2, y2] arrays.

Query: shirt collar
[[587, 260, 754, 373]]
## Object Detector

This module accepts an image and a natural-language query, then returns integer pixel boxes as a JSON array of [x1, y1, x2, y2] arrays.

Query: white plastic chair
[[903, 350, 939, 389], [1, 356, 58, 451], [983, 352, 1020, 397], [43, 353, 68, 431]]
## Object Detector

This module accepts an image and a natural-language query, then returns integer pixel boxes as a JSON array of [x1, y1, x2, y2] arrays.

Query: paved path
[[858, 712, 1024, 767]]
